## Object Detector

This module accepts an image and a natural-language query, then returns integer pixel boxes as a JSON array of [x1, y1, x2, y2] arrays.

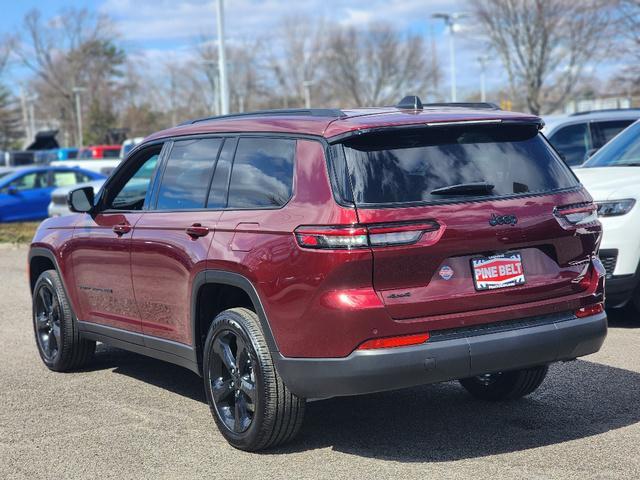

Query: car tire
[[459, 365, 548, 401], [32, 270, 96, 371], [203, 307, 305, 451]]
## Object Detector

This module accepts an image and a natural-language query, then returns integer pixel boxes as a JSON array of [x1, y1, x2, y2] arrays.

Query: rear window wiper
[[431, 182, 495, 196]]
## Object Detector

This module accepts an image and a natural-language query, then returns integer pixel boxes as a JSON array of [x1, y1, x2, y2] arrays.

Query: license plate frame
[[471, 252, 526, 291]]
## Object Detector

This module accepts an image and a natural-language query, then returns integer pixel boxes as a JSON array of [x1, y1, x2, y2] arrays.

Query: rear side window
[[336, 125, 578, 206], [52, 171, 77, 187], [227, 137, 295, 208], [156, 138, 222, 210], [548, 123, 589, 166], [590, 120, 634, 148]]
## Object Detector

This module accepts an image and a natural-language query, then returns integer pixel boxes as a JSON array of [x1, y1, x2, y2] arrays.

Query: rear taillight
[[553, 203, 599, 229], [295, 221, 440, 250], [357, 332, 430, 350], [575, 303, 604, 318], [367, 221, 439, 247], [294, 226, 369, 249]]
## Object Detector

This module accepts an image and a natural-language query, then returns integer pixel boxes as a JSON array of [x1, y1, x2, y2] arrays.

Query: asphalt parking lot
[[1, 244, 639, 480]]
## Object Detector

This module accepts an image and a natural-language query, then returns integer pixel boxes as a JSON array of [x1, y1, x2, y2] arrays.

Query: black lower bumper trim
[[605, 274, 638, 308], [274, 311, 607, 399]]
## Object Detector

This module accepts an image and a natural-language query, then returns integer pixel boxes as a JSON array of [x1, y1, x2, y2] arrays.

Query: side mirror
[[7, 186, 18, 195], [68, 186, 95, 213]]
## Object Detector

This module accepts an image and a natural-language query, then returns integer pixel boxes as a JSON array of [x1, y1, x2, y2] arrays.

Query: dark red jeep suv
[[29, 97, 607, 451]]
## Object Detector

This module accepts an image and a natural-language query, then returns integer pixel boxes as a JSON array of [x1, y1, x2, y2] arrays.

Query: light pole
[[477, 55, 490, 102], [72, 87, 86, 148], [432, 12, 467, 103], [302, 80, 313, 109], [216, 0, 229, 115]]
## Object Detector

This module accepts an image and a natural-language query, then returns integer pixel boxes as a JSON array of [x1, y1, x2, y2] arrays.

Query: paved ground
[[0, 244, 639, 480]]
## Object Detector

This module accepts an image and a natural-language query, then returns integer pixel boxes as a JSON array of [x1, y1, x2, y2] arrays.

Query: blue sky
[[0, 0, 622, 101]]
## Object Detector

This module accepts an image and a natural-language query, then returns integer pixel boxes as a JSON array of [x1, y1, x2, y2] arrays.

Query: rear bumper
[[275, 311, 607, 399]]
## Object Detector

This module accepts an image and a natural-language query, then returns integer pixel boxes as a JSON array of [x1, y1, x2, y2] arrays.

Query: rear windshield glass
[[335, 124, 578, 206]]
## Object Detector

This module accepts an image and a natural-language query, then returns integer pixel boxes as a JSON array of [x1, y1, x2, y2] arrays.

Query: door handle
[[186, 223, 210, 238], [113, 223, 132, 236]]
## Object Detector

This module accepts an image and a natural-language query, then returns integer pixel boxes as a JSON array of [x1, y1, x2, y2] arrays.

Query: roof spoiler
[[396, 95, 500, 111]]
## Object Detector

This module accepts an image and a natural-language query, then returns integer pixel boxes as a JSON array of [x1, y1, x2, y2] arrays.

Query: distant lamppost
[[216, 0, 229, 115], [432, 12, 468, 102], [302, 80, 313, 109], [477, 55, 490, 102], [72, 86, 86, 148]]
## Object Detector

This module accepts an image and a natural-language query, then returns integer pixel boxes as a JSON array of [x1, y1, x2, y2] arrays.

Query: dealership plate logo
[[439, 265, 454, 280], [471, 253, 525, 290]]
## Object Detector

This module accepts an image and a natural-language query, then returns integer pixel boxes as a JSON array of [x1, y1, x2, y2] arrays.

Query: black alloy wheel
[[209, 329, 257, 433], [203, 308, 305, 451], [34, 282, 62, 362]]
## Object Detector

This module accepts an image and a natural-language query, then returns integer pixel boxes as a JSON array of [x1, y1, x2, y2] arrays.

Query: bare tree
[[265, 16, 328, 108], [324, 23, 440, 107], [14, 8, 125, 144], [0, 36, 22, 149], [613, 0, 640, 94], [196, 38, 264, 114], [471, 0, 615, 114]]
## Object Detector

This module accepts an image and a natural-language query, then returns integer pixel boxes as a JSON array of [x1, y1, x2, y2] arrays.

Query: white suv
[[574, 120, 640, 313]]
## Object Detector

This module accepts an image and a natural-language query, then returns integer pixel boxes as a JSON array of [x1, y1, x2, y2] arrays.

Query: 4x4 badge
[[489, 214, 518, 226]]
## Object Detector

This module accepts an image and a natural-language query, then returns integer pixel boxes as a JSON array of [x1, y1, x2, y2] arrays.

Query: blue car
[[0, 166, 106, 222]]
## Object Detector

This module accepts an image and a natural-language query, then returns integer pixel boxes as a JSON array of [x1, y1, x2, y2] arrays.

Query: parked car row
[[542, 109, 640, 166], [0, 137, 147, 222], [0, 166, 105, 222]]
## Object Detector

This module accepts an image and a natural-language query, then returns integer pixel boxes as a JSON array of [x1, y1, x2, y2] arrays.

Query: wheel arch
[[191, 270, 280, 374]]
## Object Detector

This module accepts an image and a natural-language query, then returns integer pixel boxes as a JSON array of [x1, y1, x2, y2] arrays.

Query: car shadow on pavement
[[274, 359, 640, 461], [89, 340, 640, 462], [89, 344, 206, 403], [607, 307, 639, 328]]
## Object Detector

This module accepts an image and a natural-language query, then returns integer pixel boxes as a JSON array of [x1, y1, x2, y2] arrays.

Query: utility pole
[[72, 87, 86, 148], [302, 80, 313, 109], [216, 0, 229, 115], [478, 55, 490, 102], [432, 13, 467, 103]]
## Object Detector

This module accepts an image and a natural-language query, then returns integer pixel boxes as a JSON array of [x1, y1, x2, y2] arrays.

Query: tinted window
[[583, 121, 640, 167], [227, 138, 295, 208], [9, 172, 49, 191], [590, 120, 634, 148], [156, 138, 222, 210], [110, 153, 159, 210], [52, 171, 77, 187], [103, 148, 120, 159], [75, 172, 92, 183], [338, 125, 577, 206], [207, 138, 236, 208], [548, 123, 589, 166]]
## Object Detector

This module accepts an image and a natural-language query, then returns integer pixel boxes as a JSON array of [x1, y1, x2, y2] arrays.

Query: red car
[[29, 97, 607, 451], [78, 145, 121, 159]]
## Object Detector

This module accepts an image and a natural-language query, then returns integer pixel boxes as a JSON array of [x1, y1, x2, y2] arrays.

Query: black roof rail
[[569, 108, 640, 117], [423, 102, 500, 110], [179, 108, 346, 126]]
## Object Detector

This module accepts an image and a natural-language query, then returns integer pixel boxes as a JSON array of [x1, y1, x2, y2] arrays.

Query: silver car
[[48, 179, 105, 217], [543, 109, 640, 166]]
